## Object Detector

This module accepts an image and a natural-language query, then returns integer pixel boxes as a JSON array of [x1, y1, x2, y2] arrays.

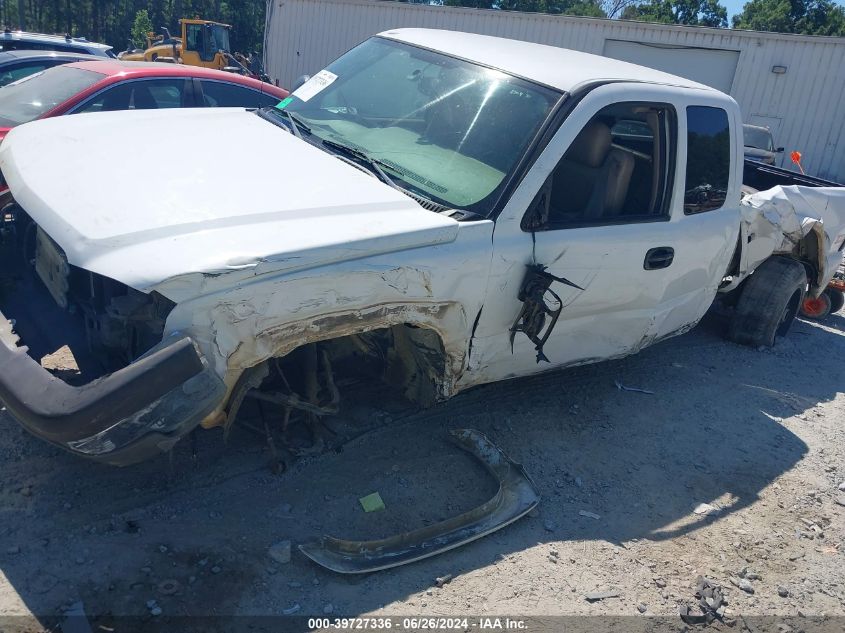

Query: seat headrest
[[566, 121, 612, 168]]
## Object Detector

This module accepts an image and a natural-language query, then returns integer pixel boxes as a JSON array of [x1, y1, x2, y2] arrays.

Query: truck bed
[[744, 159, 842, 190]]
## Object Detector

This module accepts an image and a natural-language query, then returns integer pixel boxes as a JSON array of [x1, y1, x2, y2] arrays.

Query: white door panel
[[460, 83, 742, 390]]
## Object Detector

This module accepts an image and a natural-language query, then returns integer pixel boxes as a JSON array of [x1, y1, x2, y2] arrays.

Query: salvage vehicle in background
[[743, 123, 783, 166], [0, 50, 102, 87], [0, 30, 843, 476], [0, 29, 114, 57], [0, 59, 287, 142]]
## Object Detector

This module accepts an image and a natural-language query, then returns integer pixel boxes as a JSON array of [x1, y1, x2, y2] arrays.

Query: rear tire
[[828, 288, 845, 314], [728, 256, 807, 347], [800, 292, 832, 320]]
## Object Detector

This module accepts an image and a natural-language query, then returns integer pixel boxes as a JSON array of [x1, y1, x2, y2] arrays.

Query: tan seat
[[549, 121, 635, 223]]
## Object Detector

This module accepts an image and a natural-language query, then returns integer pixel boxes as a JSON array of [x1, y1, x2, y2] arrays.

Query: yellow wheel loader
[[117, 19, 267, 80]]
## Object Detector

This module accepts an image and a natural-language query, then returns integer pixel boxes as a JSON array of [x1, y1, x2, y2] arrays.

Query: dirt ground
[[0, 309, 843, 630]]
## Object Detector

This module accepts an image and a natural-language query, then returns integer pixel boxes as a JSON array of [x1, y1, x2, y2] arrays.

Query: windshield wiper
[[322, 138, 402, 192], [283, 109, 311, 138], [257, 106, 311, 138]]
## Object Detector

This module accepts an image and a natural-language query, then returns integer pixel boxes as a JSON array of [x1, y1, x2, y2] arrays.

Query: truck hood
[[0, 108, 459, 299]]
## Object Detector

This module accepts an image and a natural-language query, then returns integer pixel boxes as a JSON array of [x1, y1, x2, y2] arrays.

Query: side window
[[684, 106, 731, 214], [200, 81, 268, 108], [145, 80, 186, 108], [0, 62, 50, 87], [524, 102, 676, 231], [75, 79, 189, 113], [185, 23, 214, 62], [186, 24, 202, 53]]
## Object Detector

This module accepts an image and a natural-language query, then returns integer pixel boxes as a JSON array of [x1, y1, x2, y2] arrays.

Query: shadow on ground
[[1, 311, 843, 628]]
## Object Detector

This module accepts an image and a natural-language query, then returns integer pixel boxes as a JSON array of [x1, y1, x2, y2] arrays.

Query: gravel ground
[[0, 310, 843, 630]]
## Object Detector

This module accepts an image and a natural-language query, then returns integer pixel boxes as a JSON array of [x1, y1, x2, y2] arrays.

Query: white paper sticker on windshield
[[292, 69, 338, 102]]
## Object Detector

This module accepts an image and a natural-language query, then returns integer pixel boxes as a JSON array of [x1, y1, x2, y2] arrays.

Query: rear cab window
[[684, 106, 731, 214]]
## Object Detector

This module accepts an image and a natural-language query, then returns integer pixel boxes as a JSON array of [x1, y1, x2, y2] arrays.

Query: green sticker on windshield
[[275, 97, 294, 110]]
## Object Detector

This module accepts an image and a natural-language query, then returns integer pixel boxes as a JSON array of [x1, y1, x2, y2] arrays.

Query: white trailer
[[264, 0, 845, 182]]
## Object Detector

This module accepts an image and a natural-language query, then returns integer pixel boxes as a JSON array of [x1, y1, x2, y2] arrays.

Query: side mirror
[[776, 147, 785, 153], [292, 74, 310, 91]]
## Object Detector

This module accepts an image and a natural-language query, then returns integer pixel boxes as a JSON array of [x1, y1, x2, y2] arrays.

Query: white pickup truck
[[1, 29, 844, 475]]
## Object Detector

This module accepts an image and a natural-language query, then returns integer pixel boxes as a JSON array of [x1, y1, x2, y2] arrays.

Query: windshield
[[277, 37, 560, 213], [743, 125, 774, 151], [0, 66, 103, 127], [209, 25, 231, 53]]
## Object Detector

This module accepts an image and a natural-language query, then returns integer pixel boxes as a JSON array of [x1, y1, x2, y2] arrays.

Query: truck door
[[462, 83, 741, 388]]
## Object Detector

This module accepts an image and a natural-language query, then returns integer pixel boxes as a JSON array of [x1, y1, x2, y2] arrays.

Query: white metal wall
[[264, 0, 845, 181]]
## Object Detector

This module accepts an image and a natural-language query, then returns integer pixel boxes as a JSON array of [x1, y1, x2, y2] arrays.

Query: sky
[[723, 0, 745, 20]]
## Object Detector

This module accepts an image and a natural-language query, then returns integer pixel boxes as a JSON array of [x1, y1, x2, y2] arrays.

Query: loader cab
[[181, 20, 231, 68]]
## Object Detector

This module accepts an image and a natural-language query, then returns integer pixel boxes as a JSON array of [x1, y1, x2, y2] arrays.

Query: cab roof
[[380, 28, 716, 94]]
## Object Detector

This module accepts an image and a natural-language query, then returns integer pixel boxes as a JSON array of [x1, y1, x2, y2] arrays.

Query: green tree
[[622, 0, 729, 26], [732, 0, 845, 35], [130, 9, 154, 49]]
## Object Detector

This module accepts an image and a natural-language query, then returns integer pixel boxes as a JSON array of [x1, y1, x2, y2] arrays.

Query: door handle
[[644, 247, 674, 270]]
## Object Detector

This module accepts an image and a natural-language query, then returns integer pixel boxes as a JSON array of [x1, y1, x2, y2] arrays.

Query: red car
[[0, 60, 288, 141]]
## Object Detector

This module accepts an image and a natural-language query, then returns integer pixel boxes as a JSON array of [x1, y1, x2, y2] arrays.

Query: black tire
[[828, 288, 845, 314], [728, 256, 807, 347]]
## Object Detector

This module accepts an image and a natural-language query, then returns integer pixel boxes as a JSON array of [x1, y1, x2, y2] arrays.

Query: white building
[[264, 0, 845, 181]]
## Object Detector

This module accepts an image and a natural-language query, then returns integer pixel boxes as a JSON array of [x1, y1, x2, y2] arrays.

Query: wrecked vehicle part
[[237, 329, 443, 456], [245, 346, 340, 456], [247, 387, 338, 417], [737, 186, 845, 296], [0, 212, 227, 464], [0, 324, 226, 464], [509, 264, 583, 363], [298, 428, 539, 573], [245, 348, 339, 417], [216, 301, 467, 406]]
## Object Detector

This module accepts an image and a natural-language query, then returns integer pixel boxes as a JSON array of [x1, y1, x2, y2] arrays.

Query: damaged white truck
[[1, 29, 844, 473]]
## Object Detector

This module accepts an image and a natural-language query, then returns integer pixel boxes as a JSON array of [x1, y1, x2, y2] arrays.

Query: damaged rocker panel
[[298, 428, 540, 573]]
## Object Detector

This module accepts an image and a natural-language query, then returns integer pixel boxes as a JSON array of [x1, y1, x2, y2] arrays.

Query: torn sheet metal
[[509, 264, 583, 363], [299, 428, 539, 573], [742, 186, 845, 294]]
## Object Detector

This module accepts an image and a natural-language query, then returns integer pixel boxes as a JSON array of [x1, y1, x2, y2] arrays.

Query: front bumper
[[0, 312, 226, 465]]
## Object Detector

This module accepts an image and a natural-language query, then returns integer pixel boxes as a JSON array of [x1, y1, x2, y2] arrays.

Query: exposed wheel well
[[222, 322, 453, 436]]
